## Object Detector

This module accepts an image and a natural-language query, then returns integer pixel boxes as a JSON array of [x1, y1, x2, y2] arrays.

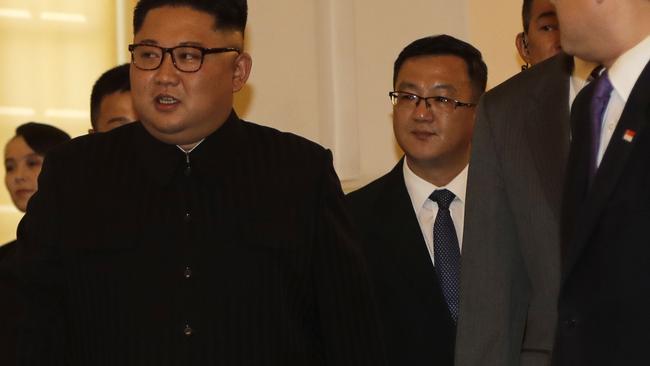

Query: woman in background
[[1, 121, 70, 365], [4, 122, 71, 215]]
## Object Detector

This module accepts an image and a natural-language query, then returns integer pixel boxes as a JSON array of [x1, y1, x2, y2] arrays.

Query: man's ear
[[515, 32, 531, 64], [232, 52, 252, 93]]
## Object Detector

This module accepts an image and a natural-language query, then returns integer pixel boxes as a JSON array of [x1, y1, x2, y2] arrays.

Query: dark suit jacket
[[456, 54, 573, 366], [15, 112, 385, 366], [0, 241, 18, 365], [555, 61, 650, 365], [345, 159, 456, 366]]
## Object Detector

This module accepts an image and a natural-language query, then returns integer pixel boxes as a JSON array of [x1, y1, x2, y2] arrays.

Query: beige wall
[[0, 0, 524, 243], [241, 0, 523, 191], [468, 0, 523, 89], [0, 0, 122, 243]]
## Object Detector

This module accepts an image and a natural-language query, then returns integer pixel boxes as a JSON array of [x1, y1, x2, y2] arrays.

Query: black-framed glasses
[[128, 43, 241, 73], [389, 91, 476, 113]]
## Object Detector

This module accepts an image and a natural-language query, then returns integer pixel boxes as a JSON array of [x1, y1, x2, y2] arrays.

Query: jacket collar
[[135, 110, 245, 186]]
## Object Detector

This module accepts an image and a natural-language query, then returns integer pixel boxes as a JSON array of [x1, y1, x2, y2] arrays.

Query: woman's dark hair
[[15, 122, 71, 156]]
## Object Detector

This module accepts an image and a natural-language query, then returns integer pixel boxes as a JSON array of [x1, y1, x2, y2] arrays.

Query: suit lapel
[[563, 61, 650, 279], [371, 160, 441, 308], [524, 54, 573, 219]]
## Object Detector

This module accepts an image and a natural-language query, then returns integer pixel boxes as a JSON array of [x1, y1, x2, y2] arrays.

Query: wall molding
[[315, 0, 361, 181]]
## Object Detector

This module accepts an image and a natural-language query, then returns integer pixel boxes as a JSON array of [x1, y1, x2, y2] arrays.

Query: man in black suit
[[15, 1, 384, 365], [346, 35, 487, 366], [551, 0, 650, 364]]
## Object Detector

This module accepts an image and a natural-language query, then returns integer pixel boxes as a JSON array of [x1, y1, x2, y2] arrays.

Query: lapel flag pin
[[623, 129, 636, 143]]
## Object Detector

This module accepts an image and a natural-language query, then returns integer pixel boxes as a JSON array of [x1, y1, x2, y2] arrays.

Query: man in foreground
[[552, 0, 650, 364], [16, 1, 384, 365]]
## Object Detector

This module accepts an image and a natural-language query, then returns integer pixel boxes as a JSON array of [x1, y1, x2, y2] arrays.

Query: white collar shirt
[[570, 57, 600, 108], [597, 35, 650, 165], [403, 159, 468, 265]]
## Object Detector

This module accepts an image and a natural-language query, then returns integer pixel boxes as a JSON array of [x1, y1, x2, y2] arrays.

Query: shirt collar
[[570, 56, 600, 107], [176, 138, 205, 154], [402, 157, 468, 214], [136, 110, 244, 185], [608, 34, 650, 102], [572, 56, 599, 83]]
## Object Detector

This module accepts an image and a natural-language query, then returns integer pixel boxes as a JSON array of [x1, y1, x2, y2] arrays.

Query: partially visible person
[[3, 122, 71, 215], [552, 0, 650, 364], [1, 121, 70, 366], [456, 53, 571, 366], [515, 0, 562, 69], [89, 63, 138, 133], [456, 4, 599, 365], [346, 35, 487, 366]]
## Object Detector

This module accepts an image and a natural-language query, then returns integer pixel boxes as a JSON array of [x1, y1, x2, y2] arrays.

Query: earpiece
[[522, 33, 529, 50], [516, 32, 531, 71]]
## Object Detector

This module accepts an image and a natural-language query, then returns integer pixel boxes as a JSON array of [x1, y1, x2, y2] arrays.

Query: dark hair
[[393, 34, 488, 98], [14, 122, 71, 156], [522, 0, 534, 33], [90, 63, 131, 129], [133, 0, 248, 34]]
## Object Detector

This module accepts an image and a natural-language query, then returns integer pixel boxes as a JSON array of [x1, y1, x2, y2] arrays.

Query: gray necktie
[[430, 189, 460, 322]]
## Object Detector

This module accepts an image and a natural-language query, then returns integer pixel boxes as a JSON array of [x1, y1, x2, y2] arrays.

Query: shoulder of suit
[[0, 241, 17, 266], [42, 122, 140, 170], [238, 119, 327, 156], [53, 121, 139, 152], [0, 240, 16, 255], [235, 120, 333, 180], [346, 166, 399, 208], [485, 53, 571, 101]]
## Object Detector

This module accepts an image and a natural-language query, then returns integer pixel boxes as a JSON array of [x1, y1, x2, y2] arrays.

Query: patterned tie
[[588, 71, 613, 180], [430, 189, 461, 322]]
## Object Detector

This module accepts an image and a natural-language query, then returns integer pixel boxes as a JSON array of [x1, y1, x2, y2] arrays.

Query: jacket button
[[184, 166, 192, 176], [184, 213, 192, 223], [184, 324, 193, 336], [184, 266, 192, 279], [566, 318, 577, 328]]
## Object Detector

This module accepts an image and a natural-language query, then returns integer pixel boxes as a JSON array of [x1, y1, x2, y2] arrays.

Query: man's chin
[[141, 120, 190, 144]]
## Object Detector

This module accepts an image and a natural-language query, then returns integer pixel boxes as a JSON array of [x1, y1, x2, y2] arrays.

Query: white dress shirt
[[176, 138, 205, 154], [570, 57, 600, 108], [597, 35, 650, 166], [403, 159, 467, 265]]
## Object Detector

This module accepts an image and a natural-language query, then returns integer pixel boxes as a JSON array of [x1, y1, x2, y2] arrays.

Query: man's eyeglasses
[[128, 44, 241, 73], [389, 91, 476, 113]]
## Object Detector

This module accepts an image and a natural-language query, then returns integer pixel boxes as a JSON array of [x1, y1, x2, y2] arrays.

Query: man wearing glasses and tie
[[346, 35, 487, 366], [15, 0, 385, 365]]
